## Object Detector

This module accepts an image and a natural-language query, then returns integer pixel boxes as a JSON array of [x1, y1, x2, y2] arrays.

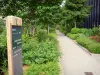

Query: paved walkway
[[56, 30, 100, 75]]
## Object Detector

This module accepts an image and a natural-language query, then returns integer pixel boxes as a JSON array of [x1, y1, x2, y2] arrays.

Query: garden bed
[[22, 30, 61, 75], [67, 27, 100, 54], [0, 29, 61, 75]]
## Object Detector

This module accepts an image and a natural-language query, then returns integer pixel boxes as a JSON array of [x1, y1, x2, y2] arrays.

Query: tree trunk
[[48, 24, 50, 34], [74, 21, 77, 28]]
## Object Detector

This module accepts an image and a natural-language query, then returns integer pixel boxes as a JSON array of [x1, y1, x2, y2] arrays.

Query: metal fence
[[83, 0, 100, 28]]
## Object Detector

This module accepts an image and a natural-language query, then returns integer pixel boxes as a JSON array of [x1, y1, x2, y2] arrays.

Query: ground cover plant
[[22, 29, 61, 74], [24, 62, 60, 75], [0, 27, 61, 75], [67, 27, 100, 54]]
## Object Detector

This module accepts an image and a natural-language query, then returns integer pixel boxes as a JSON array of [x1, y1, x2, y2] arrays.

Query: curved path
[[56, 30, 100, 75]]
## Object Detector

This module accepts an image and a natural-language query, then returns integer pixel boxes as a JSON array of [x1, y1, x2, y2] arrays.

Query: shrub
[[80, 28, 87, 34], [36, 29, 48, 42], [22, 30, 60, 74], [22, 39, 39, 65], [22, 34, 31, 43], [0, 30, 7, 74], [76, 35, 94, 48], [98, 29, 100, 36], [0, 19, 4, 33], [49, 28, 55, 33], [92, 27, 99, 35], [24, 62, 60, 75], [71, 28, 81, 34], [22, 39, 60, 65], [59, 26, 66, 34], [76, 35, 100, 54], [48, 33, 57, 43], [85, 29, 93, 36], [59, 24, 73, 35], [67, 33, 81, 40], [88, 43, 100, 54]]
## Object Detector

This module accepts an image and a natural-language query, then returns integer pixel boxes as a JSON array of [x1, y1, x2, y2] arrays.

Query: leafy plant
[[80, 28, 87, 34], [67, 33, 81, 40], [22, 39, 60, 65], [48, 33, 57, 43], [0, 30, 7, 74], [88, 43, 100, 54], [0, 19, 4, 33], [92, 27, 99, 35], [35, 29, 48, 42], [76, 35, 94, 47], [24, 62, 60, 75], [71, 28, 81, 34], [76, 34, 100, 54], [22, 30, 60, 65], [84, 29, 93, 36]]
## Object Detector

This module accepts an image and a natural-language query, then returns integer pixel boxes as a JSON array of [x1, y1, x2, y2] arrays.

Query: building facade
[[84, 0, 100, 28]]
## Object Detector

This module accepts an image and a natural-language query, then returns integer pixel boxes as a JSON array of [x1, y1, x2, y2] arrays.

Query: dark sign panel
[[12, 26, 23, 75]]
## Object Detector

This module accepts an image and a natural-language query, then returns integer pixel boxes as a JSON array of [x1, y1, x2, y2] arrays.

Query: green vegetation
[[0, 19, 7, 75], [0, 24, 61, 74], [22, 32, 60, 65], [77, 35, 100, 53], [58, 0, 91, 34], [67, 33, 81, 40], [0, 0, 92, 74], [0, 19, 4, 33], [22, 29, 61, 74], [65, 0, 91, 28], [67, 27, 100, 54], [24, 62, 60, 75]]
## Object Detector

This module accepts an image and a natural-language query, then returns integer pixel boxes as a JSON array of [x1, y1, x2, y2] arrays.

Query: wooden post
[[6, 16, 23, 75]]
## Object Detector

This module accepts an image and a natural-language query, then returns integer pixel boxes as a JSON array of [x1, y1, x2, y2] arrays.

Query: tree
[[0, 19, 4, 33], [0, 0, 62, 34], [34, 5, 61, 33], [60, 0, 91, 28]]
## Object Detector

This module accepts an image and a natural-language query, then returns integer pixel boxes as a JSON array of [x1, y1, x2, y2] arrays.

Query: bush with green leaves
[[35, 29, 48, 42], [76, 35, 100, 54], [0, 19, 4, 33], [67, 28, 100, 54], [92, 27, 99, 35], [24, 62, 60, 75], [71, 28, 81, 34], [48, 33, 57, 43], [59, 25, 74, 35], [49, 28, 55, 33], [70, 28, 94, 36], [22, 31, 61, 75], [80, 28, 88, 34], [77, 35, 93, 47], [67, 33, 81, 40], [0, 30, 7, 74], [87, 43, 100, 54], [0, 27, 60, 74], [22, 39, 60, 65], [85, 29, 93, 36], [59, 26, 67, 34]]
